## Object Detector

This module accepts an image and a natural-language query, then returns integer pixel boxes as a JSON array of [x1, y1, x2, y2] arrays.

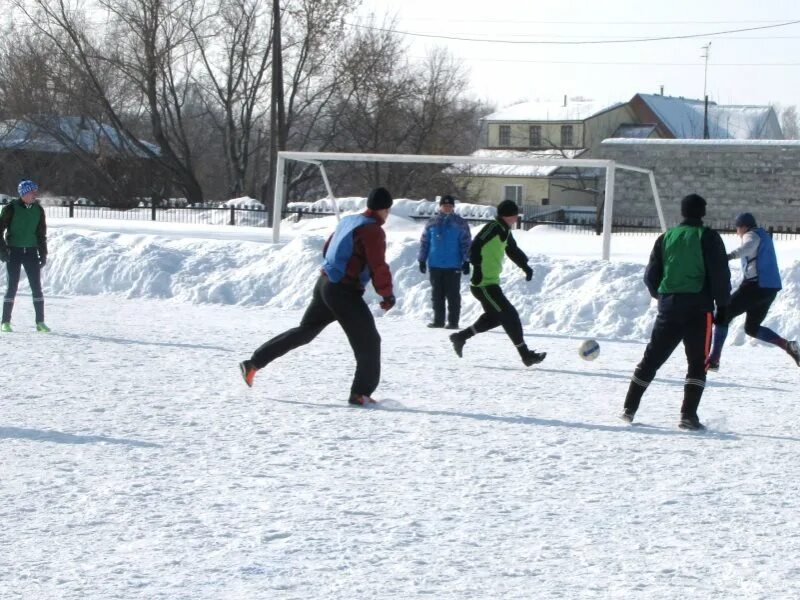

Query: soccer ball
[[579, 339, 600, 361]]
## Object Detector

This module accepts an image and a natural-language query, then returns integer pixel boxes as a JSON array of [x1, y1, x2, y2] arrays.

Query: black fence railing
[[39, 202, 800, 239]]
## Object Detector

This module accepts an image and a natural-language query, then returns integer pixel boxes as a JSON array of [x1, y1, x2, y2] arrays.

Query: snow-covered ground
[[2, 206, 800, 599]]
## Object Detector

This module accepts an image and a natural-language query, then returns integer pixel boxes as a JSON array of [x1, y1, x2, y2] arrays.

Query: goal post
[[272, 151, 665, 259]]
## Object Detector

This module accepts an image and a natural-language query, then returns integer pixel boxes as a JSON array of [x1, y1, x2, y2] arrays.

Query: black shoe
[[521, 349, 546, 366], [678, 415, 706, 431], [427, 322, 445, 328], [619, 410, 635, 424], [449, 333, 465, 358], [445, 323, 459, 330]]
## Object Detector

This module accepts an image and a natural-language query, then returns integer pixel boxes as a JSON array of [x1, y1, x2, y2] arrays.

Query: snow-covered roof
[[0, 117, 160, 157], [447, 148, 586, 178], [483, 99, 623, 122], [602, 138, 799, 146], [636, 94, 780, 140]]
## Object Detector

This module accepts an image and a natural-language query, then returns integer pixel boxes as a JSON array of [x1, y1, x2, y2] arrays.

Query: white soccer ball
[[579, 339, 600, 361]]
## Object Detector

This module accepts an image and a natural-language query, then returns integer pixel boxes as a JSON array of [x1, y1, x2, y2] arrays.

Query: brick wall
[[597, 140, 800, 228]]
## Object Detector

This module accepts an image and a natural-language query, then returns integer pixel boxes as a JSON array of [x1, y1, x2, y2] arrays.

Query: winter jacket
[[0, 199, 48, 258], [469, 218, 529, 287], [728, 228, 781, 290], [321, 209, 393, 297], [418, 212, 471, 269], [644, 218, 730, 314]]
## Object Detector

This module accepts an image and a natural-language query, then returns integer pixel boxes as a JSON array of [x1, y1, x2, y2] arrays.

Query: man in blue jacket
[[706, 212, 799, 370], [418, 195, 471, 329]]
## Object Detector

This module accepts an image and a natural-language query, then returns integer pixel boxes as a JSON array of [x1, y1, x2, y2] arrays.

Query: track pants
[[464, 284, 525, 348], [429, 267, 462, 327], [3, 247, 44, 323], [709, 283, 784, 361], [624, 310, 713, 418], [250, 275, 381, 397]]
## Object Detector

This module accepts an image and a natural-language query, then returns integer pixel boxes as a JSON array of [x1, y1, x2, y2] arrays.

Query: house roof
[[447, 148, 587, 178], [0, 117, 160, 157], [482, 99, 623, 122], [635, 94, 780, 139]]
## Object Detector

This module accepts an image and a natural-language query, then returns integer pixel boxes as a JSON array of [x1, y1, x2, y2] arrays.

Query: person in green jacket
[[620, 194, 730, 430], [448, 200, 546, 366], [0, 180, 50, 332]]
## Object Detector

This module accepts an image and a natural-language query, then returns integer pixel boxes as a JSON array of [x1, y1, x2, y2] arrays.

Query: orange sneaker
[[348, 394, 377, 406], [239, 361, 257, 387]]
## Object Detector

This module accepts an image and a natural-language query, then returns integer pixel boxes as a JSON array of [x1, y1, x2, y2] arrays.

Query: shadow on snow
[[0, 426, 161, 448]]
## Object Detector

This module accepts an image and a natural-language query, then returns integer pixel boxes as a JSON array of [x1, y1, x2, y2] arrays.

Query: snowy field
[[2, 204, 800, 599]]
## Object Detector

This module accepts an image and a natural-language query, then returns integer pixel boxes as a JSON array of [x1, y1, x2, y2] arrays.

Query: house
[[454, 94, 782, 213], [0, 116, 161, 202]]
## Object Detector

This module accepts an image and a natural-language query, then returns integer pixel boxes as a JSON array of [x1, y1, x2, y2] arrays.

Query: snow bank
[[35, 214, 800, 344]]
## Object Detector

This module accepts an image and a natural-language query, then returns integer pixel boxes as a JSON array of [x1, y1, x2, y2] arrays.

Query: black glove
[[726, 252, 735, 261], [461, 261, 470, 275], [0, 249, 8, 263], [523, 266, 533, 281], [39, 255, 47, 267], [470, 265, 482, 286], [418, 261, 426, 274], [380, 295, 396, 311], [714, 305, 728, 325]]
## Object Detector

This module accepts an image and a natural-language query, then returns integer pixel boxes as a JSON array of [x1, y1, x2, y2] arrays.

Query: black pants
[[251, 275, 381, 397], [429, 267, 462, 326], [3, 247, 44, 323], [719, 282, 777, 334], [467, 284, 525, 347], [625, 310, 713, 417]]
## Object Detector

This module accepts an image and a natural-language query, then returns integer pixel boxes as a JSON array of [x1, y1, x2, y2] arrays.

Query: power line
[[375, 18, 798, 26], [345, 19, 800, 45], [411, 57, 800, 67]]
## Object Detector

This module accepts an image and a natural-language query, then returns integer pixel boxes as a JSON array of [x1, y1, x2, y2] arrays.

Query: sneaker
[[705, 357, 719, 372], [678, 415, 707, 431], [619, 410, 635, 424], [449, 332, 465, 358], [0, 322, 11, 333], [445, 324, 459, 330], [348, 394, 376, 406], [521, 349, 546, 366], [239, 360, 257, 387], [426, 322, 444, 328], [787, 340, 800, 367], [35, 322, 50, 333]]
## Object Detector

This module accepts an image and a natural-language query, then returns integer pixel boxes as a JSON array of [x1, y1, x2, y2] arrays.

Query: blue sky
[[353, 0, 800, 110]]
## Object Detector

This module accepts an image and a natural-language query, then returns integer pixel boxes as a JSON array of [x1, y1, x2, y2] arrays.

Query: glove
[[39, 255, 47, 267], [726, 252, 735, 261], [714, 305, 728, 325], [523, 266, 533, 281], [380, 295, 396, 311], [461, 261, 470, 275], [0, 249, 8, 263], [470, 265, 482, 286], [418, 261, 426, 274]]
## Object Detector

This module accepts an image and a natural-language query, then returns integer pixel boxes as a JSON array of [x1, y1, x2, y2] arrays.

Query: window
[[560, 125, 573, 147], [498, 125, 510, 146], [503, 185, 522, 203], [529, 125, 541, 148]]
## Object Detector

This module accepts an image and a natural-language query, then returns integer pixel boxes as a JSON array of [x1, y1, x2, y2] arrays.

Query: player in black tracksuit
[[620, 194, 731, 430]]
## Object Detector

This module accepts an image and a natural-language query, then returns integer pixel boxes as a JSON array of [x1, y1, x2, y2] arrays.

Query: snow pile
[[34, 213, 800, 344]]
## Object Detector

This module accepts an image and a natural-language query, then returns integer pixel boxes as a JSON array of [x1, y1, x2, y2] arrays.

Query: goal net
[[271, 151, 664, 260]]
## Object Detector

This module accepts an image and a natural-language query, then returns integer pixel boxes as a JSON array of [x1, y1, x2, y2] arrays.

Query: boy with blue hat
[[0, 180, 49, 332], [706, 212, 799, 370]]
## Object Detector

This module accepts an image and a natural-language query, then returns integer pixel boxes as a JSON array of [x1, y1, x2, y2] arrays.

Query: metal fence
[[39, 201, 800, 239]]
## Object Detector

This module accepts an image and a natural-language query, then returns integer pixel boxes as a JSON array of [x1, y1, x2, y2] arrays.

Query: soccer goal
[[271, 151, 665, 260]]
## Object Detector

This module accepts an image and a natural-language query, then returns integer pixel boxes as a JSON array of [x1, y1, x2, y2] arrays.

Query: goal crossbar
[[272, 151, 664, 259]]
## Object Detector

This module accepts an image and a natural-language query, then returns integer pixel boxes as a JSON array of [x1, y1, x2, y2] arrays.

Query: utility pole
[[701, 42, 711, 139]]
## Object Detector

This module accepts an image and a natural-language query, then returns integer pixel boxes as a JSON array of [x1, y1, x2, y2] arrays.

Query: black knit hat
[[440, 194, 456, 206], [497, 200, 519, 217], [367, 187, 393, 210], [734, 212, 757, 229], [681, 193, 706, 219]]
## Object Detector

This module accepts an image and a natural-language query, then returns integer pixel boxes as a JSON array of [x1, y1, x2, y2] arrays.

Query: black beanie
[[367, 187, 393, 210], [440, 194, 456, 206], [497, 200, 519, 217], [681, 193, 706, 219]]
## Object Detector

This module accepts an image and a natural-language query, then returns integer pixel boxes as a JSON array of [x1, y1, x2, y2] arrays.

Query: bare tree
[[781, 105, 799, 139]]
